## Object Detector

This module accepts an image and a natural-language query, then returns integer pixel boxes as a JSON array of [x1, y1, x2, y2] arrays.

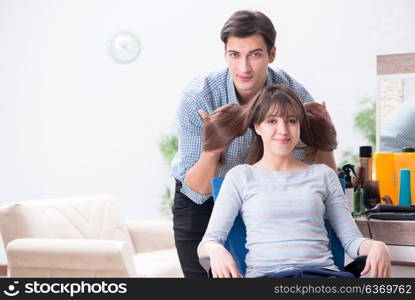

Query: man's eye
[[229, 53, 238, 57], [251, 52, 261, 57]]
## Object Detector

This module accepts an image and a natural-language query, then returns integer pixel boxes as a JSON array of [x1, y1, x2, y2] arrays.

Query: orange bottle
[[373, 152, 398, 204]]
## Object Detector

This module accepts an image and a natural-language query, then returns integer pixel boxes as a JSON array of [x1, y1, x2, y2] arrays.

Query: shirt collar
[[226, 68, 272, 105], [226, 69, 239, 105], [266, 67, 272, 85]]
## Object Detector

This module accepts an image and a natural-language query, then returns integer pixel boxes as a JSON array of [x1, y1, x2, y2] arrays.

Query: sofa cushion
[[0, 196, 134, 253]]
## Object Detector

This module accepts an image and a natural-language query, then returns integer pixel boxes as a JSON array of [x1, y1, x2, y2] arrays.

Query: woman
[[197, 84, 391, 278]]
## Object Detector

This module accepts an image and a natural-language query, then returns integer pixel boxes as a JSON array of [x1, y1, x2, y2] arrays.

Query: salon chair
[[199, 176, 367, 278]]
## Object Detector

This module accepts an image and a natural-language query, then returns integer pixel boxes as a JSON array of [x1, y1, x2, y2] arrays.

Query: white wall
[[0, 0, 414, 264]]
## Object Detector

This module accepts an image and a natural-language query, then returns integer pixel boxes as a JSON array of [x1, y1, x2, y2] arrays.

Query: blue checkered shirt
[[171, 67, 314, 204]]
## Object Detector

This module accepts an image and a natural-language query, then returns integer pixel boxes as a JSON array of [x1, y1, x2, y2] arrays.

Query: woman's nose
[[277, 122, 288, 134]]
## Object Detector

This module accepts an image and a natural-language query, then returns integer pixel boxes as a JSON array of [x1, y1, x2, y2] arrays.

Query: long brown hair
[[203, 84, 337, 164]]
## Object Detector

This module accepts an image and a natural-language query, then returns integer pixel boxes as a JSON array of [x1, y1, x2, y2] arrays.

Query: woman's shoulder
[[311, 163, 339, 180], [227, 164, 251, 174], [225, 164, 252, 180]]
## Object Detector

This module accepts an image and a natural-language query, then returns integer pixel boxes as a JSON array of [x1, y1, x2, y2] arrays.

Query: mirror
[[377, 53, 415, 152]]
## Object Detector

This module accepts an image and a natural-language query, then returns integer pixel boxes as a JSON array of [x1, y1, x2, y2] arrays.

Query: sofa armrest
[[7, 238, 137, 277], [125, 219, 175, 253]]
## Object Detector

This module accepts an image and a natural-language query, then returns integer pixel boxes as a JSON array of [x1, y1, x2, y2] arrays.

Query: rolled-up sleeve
[[171, 93, 212, 204]]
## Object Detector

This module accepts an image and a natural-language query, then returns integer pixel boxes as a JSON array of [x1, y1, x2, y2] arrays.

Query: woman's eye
[[288, 119, 297, 124], [268, 119, 277, 124]]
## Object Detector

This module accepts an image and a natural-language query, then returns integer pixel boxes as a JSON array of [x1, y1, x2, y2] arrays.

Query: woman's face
[[254, 104, 300, 158]]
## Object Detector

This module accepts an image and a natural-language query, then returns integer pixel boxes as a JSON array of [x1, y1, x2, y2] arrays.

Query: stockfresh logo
[[3, 281, 20, 297]]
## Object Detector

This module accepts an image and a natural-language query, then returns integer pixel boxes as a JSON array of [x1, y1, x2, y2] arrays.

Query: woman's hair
[[203, 84, 337, 164]]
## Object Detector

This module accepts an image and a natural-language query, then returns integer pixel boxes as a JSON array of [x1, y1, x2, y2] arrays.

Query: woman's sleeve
[[197, 168, 243, 256], [324, 168, 369, 258]]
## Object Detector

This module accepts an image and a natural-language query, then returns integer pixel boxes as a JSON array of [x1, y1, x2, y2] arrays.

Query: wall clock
[[108, 32, 141, 63]]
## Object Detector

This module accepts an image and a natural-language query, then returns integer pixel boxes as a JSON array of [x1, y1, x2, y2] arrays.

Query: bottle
[[373, 152, 397, 204], [363, 180, 381, 209], [342, 164, 356, 214], [353, 188, 362, 216], [359, 146, 373, 186], [398, 169, 412, 206], [354, 164, 365, 215], [395, 147, 415, 205]]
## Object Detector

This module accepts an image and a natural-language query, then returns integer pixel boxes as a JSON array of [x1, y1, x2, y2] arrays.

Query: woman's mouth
[[275, 139, 290, 144]]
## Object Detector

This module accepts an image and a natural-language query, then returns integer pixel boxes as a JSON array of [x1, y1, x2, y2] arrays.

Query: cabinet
[[351, 218, 415, 277]]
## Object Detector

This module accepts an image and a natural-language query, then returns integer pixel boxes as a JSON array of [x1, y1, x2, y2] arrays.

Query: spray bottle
[[342, 164, 356, 214]]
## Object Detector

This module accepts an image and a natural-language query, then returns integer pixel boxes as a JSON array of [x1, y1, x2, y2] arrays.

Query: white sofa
[[0, 196, 183, 277]]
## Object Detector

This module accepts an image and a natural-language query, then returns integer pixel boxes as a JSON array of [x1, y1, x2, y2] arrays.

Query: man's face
[[225, 34, 276, 98]]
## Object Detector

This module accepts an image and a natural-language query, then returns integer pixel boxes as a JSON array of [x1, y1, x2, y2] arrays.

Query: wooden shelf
[[356, 218, 415, 246], [355, 218, 415, 266]]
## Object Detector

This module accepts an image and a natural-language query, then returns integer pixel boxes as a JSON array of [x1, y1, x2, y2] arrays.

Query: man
[[171, 10, 336, 278]]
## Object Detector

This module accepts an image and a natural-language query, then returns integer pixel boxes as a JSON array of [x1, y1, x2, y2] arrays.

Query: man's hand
[[198, 109, 209, 121], [304, 101, 333, 124], [198, 109, 227, 156], [304, 102, 337, 170]]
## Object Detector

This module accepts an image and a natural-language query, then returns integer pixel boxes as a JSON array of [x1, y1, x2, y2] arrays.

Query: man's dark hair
[[220, 10, 276, 53]]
